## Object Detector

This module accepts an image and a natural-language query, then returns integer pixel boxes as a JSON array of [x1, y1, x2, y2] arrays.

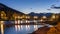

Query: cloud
[[52, 7, 60, 9], [51, 5, 60, 9]]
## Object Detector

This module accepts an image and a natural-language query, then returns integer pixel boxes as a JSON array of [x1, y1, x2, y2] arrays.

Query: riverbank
[[31, 23, 60, 34], [31, 26, 50, 34]]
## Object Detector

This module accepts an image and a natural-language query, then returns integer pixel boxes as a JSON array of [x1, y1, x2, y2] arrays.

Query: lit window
[[34, 16, 38, 19], [40, 19, 43, 22], [42, 16, 47, 19], [26, 16, 30, 19], [1, 14, 4, 17], [52, 15, 55, 19]]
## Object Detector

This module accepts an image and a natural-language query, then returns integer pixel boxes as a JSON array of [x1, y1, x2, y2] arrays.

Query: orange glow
[[42, 16, 47, 19], [34, 16, 38, 19], [40, 19, 43, 22], [26, 16, 30, 19], [52, 15, 55, 19], [1, 21, 4, 34]]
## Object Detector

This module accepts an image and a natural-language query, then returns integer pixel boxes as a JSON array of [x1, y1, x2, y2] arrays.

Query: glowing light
[[34, 25, 37, 30], [20, 17, 22, 19], [1, 14, 4, 17], [1, 21, 4, 34], [40, 19, 43, 22], [18, 20, 20, 24], [21, 21, 23, 23], [42, 16, 47, 19], [15, 25, 18, 31], [21, 25, 23, 30], [18, 16, 20, 19], [52, 15, 55, 19], [34, 16, 38, 19], [18, 25, 20, 31], [26, 16, 30, 19], [15, 20, 18, 24], [27, 21, 30, 23], [22, 15, 26, 18], [15, 25, 21, 31], [26, 20, 28, 23], [26, 25, 30, 31], [34, 20, 37, 23]]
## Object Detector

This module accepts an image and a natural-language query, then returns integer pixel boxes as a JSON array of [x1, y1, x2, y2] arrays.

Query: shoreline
[[31, 26, 50, 34]]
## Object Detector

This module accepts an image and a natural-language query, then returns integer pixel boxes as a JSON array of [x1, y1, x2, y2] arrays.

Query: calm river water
[[4, 25, 44, 34], [0, 21, 52, 34]]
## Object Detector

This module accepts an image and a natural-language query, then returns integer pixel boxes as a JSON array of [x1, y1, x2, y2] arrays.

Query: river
[[4, 25, 44, 34], [0, 21, 52, 34]]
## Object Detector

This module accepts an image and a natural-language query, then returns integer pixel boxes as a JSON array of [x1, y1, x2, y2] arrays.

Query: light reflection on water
[[0, 21, 4, 34], [4, 25, 43, 34], [0, 21, 53, 34], [14, 25, 42, 31], [34, 25, 38, 31], [26, 25, 30, 31]]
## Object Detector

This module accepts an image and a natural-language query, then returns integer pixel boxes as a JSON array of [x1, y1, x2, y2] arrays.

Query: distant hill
[[0, 3, 25, 15], [0, 3, 25, 20], [28, 12, 53, 17]]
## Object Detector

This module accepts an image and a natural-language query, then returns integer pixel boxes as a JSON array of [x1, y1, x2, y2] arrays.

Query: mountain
[[0, 3, 25, 15], [28, 12, 53, 17], [0, 3, 25, 20]]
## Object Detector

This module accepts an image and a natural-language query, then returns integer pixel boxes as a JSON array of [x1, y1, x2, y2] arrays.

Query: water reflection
[[0, 21, 4, 34], [26, 25, 30, 31], [34, 25, 38, 31], [21, 25, 23, 30], [15, 25, 39, 32], [15, 25, 18, 31], [0, 21, 47, 34]]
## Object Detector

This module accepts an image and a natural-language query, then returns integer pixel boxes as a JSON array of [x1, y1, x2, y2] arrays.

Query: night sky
[[0, 0, 60, 14]]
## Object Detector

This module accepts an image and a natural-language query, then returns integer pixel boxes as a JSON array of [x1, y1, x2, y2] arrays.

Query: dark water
[[4, 25, 44, 34]]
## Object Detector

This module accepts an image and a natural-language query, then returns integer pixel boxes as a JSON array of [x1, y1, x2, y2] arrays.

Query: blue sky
[[0, 0, 60, 14]]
